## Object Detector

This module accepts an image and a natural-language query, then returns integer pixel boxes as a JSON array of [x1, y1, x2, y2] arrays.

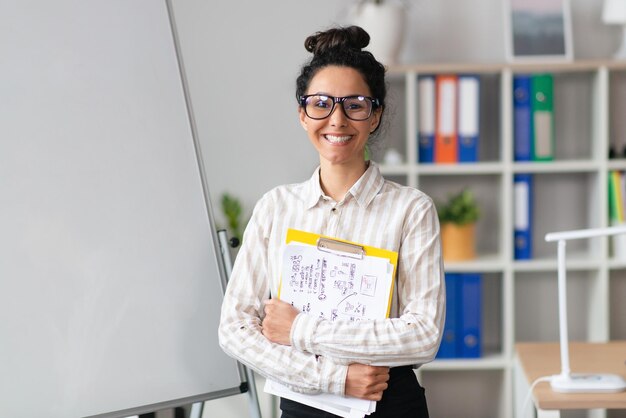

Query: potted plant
[[221, 193, 244, 243], [436, 189, 480, 262]]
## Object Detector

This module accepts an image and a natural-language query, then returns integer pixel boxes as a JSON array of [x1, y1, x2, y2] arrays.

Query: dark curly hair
[[296, 26, 387, 137]]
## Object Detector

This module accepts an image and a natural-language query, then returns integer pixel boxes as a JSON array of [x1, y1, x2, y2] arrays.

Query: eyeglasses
[[299, 94, 380, 121]]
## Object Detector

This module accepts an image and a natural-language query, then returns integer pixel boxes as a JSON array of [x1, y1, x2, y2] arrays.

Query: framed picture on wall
[[505, 0, 574, 62]]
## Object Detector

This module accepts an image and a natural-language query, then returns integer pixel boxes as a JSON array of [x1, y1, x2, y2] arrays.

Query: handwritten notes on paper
[[265, 237, 396, 417], [280, 243, 394, 323]]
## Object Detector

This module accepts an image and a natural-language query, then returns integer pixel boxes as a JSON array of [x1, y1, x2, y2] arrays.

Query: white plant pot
[[349, 1, 406, 65]]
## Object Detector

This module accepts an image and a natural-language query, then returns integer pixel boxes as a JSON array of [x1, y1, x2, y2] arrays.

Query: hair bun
[[304, 26, 370, 56]]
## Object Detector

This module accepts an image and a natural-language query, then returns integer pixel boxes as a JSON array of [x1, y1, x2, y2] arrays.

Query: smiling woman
[[298, 66, 382, 187], [218, 25, 444, 418]]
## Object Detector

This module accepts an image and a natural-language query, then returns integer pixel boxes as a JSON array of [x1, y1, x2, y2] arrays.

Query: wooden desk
[[515, 342, 626, 418]]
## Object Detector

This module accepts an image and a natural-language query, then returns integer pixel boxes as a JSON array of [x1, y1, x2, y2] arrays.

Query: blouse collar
[[304, 161, 385, 210]]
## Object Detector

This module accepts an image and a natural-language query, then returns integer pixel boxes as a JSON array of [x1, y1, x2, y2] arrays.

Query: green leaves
[[221, 193, 243, 241], [437, 189, 480, 226]]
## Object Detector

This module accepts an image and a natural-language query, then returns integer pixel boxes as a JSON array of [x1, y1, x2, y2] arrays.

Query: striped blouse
[[218, 161, 445, 396]]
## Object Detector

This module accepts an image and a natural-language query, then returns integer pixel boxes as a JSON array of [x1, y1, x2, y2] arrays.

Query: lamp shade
[[603, 0, 626, 24]]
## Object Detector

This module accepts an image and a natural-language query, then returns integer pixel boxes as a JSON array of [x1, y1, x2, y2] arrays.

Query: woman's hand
[[262, 299, 299, 345], [345, 364, 390, 401]]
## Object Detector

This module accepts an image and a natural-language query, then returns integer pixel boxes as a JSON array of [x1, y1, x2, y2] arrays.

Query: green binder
[[531, 74, 555, 161]]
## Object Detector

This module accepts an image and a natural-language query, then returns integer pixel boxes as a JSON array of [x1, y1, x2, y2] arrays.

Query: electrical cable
[[520, 375, 553, 417]]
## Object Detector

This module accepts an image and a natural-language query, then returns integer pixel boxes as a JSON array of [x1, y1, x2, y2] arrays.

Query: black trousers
[[280, 366, 429, 418]]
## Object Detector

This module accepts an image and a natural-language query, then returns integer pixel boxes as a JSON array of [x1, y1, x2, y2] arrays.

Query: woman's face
[[299, 65, 381, 169]]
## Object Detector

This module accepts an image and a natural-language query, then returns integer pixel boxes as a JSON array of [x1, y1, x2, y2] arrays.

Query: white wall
[[172, 0, 346, 229], [169, 1, 620, 416]]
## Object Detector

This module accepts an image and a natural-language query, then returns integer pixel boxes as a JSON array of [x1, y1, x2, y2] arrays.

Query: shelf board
[[443, 255, 505, 272], [607, 159, 626, 170], [513, 256, 602, 272], [378, 164, 412, 176], [422, 354, 508, 371], [388, 62, 506, 75], [380, 160, 600, 175], [417, 162, 503, 175], [387, 59, 626, 76], [512, 160, 599, 173], [379, 162, 503, 175], [607, 258, 626, 269]]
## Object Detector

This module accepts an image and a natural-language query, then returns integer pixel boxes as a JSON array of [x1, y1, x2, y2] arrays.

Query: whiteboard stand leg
[[188, 402, 203, 418], [244, 367, 262, 418], [217, 229, 262, 418]]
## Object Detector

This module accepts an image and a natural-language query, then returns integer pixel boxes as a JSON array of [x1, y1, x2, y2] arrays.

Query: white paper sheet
[[264, 379, 374, 418], [264, 242, 396, 417], [279, 243, 394, 322]]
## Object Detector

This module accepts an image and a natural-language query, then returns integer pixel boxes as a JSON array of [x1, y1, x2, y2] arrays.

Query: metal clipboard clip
[[316, 237, 365, 260]]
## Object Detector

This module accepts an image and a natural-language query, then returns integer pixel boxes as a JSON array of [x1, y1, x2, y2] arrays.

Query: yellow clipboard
[[279, 228, 399, 318]]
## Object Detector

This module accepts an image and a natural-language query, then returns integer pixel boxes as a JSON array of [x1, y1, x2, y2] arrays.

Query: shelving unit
[[379, 60, 626, 418]]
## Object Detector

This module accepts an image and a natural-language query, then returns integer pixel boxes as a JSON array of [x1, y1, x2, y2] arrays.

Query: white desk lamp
[[603, 0, 626, 59], [545, 225, 626, 393]]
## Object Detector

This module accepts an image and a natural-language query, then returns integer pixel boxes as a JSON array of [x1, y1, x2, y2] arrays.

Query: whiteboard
[[0, 1, 243, 417]]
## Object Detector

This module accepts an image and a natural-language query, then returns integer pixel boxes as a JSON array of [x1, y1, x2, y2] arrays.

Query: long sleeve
[[219, 162, 445, 396], [290, 195, 445, 367], [218, 192, 348, 395]]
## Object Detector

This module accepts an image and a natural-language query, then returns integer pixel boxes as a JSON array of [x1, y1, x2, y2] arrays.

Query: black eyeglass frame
[[298, 94, 381, 121]]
